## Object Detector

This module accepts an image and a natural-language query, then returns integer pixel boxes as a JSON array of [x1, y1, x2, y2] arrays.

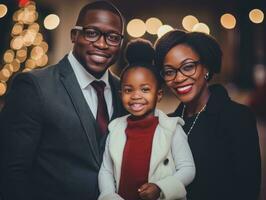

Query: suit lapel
[[58, 57, 100, 165]]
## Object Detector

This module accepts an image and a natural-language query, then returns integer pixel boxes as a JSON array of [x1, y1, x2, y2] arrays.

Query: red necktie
[[91, 81, 109, 135]]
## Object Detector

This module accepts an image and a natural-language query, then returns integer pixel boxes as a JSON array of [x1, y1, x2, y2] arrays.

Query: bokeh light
[[145, 17, 163, 35], [157, 25, 173, 38], [0, 4, 8, 18], [44, 14, 60, 30], [220, 13, 236, 29], [0, 82, 7, 96], [11, 59, 21, 72], [12, 23, 24, 35], [3, 50, 15, 63], [10, 36, 24, 50], [182, 15, 199, 31], [31, 46, 44, 60], [249, 9, 264, 24], [127, 19, 146, 38], [192, 23, 210, 34]]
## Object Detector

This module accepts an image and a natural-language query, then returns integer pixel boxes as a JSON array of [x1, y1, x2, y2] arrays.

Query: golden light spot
[[249, 9, 264, 24], [182, 15, 199, 31], [28, 22, 40, 32], [25, 59, 36, 69], [36, 54, 48, 67], [22, 29, 37, 46], [23, 68, 32, 72], [10, 36, 24, 50], [3, 50, 15, 63], [127, 19, 146, 38], [39, 41, 48, 53], [11, 59, 21, 72], [146, 17, 163, 35], [0, 4, 8, 18], [220, 13, 236, 29], [16, 47, 27, 63], [1, 68, 11, 79], [157, 25, 173, 38], [44, 14, 60, 30], [4, 64, 14, 72], [33, 33, 43, 45], [192, 23, 210, 34], [31, 46, 44, 60], [0, 82, 7, 96], [12, 23, 24, 35]]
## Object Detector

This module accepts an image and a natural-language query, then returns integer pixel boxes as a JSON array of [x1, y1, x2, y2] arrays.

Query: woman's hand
[[138, 183, 161, 200]]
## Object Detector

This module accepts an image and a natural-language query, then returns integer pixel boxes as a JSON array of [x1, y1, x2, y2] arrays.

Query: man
[[0, 1, 125, 200]]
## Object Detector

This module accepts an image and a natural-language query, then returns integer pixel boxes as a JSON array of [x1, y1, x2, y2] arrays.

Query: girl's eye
[[123, 88, 132, 93], [141, 87, 150, 92]]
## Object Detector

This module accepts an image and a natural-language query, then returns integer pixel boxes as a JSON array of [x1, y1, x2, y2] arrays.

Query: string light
[[0, 1, 50, 96]]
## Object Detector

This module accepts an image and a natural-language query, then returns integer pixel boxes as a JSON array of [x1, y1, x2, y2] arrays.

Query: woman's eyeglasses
[[160, 61, 201, 81]]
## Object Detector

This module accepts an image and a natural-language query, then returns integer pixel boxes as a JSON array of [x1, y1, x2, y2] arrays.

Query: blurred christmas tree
[[0, 0, 48, 96]]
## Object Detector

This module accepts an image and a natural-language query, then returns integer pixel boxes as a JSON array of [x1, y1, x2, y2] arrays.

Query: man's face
[[71, 9, 123, 78]]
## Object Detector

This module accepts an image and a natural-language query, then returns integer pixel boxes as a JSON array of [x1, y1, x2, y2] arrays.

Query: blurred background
[[0, 0, 265, 199]]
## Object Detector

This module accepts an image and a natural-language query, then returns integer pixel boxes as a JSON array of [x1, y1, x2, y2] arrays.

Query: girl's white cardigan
[[98, 109, 195, 200]]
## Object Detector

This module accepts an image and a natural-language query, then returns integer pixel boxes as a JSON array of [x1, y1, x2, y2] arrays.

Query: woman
[[154, 30, 261, 200]]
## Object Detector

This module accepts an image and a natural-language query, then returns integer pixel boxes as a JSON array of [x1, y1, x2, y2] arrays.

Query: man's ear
[[71, 29, 78, 43], [157, 89, 163, 102]]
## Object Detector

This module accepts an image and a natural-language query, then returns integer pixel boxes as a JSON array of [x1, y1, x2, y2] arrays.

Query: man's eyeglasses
[[160, 60, 201, 81], [73, 26, 124, 47]]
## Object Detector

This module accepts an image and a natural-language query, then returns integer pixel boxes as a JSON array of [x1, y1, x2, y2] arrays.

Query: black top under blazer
[[0, 56, 126, 200], [169, 84, 261, 200]]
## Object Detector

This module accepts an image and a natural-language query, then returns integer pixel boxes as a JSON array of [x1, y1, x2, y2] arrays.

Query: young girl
[[98, 39, 195, 200]]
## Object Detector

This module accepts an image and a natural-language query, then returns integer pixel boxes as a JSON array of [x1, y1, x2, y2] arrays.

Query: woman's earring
[[204, 72, 209, 80]]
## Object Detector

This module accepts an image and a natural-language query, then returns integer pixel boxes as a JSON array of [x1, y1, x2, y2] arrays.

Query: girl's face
[[121, 67, 163, 119], [163, 44, 209, 105]]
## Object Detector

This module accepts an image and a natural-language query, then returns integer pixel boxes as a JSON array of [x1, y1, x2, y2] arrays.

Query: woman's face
[[163, 44, 209, 104]]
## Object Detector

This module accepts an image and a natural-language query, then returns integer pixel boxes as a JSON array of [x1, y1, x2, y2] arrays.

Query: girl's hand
[[138, 183, 161, 200]]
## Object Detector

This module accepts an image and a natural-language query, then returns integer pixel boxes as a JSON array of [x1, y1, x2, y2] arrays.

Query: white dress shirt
[[68, 52, 113, 119]]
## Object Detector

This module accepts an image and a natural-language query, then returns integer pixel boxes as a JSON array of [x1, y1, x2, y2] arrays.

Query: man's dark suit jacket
[[0, 56, 125, 200]]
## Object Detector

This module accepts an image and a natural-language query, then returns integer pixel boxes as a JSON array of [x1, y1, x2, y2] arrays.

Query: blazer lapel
[[149, 110, 177, 178], [108, 116, 128, 188], [58, 57, 100, 165], [108, 72, 125, 120]]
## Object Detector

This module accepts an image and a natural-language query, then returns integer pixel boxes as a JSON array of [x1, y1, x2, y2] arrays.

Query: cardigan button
[[163, 158, 169, 165]]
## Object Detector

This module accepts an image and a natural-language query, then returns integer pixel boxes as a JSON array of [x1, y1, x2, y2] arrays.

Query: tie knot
[[91, 81, 106, 93]]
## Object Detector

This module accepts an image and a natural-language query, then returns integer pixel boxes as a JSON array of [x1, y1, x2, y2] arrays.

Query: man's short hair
[[76, 1, 125, 34]]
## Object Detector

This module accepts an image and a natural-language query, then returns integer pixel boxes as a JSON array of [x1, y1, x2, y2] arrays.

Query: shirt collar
[[68, 51, 110, 89]]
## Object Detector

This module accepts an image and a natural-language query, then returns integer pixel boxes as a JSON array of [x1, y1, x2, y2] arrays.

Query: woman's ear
[[157, 89, 163, 102]]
